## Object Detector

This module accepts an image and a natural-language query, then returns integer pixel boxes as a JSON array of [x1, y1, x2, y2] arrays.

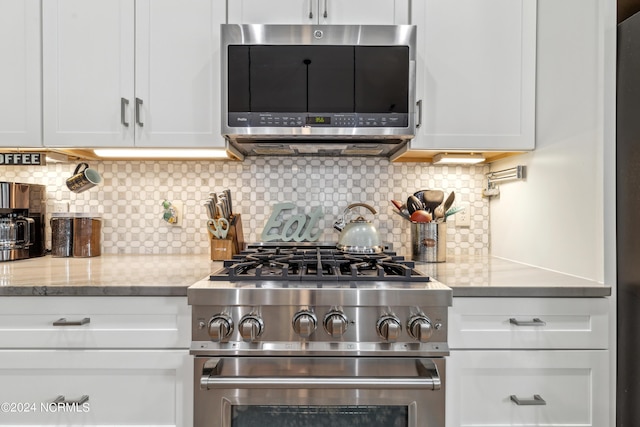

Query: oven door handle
[[200, 358, 441, 391]]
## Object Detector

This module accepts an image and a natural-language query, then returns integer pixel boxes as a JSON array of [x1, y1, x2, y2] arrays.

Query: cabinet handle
[[510, 394, 546, 406], [53, 395, 89, 405], [53, 317, 90, 326], [416, 99, 423, 128], [323, 0, 328, 18], [135, 97, 144, 127], [308, 0, 313, 19], [509, 318, 546, 327], [121, 98, 130, 127]]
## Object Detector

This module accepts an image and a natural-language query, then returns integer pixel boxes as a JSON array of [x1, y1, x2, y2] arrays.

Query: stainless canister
[[50, 214, 73, 257], [410, 222, 446, 263]]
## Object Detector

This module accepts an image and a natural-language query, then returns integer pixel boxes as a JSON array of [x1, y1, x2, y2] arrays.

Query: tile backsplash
[[3, 157, 489, 257]]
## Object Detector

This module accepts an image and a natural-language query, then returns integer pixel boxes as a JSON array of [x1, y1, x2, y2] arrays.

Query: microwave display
[[227, 45, 409, 127], [306, 116, 331, 125]]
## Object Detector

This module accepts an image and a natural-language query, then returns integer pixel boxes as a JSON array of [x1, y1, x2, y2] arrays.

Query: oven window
[[231, 405, 408, 427]]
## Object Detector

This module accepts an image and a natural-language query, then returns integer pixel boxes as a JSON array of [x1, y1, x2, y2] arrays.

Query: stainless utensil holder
[[410, 222, 446, 263]]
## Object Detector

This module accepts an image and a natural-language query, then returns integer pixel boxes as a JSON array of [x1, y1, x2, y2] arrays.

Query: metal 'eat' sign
[[261, 202, 324, 242]]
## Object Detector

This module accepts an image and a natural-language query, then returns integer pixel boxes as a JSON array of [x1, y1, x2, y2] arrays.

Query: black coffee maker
[[0, 182, 46, 261]]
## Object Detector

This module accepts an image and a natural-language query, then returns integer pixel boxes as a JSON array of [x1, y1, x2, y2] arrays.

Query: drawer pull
[[53, 395, 89, 405], [509, 318, 546, 327], [53, 317, 90, 326], [510, 394, 546, 406]]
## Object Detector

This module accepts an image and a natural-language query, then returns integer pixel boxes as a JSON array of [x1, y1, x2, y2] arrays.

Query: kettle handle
[[335, 203, 378, 232], [345, 203, 377, 216]]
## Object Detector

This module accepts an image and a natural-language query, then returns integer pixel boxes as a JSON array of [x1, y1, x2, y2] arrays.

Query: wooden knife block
[[210, 214, 245, 261]]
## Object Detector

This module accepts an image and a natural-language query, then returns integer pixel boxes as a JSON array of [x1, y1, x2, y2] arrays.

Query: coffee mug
[[66, 163, 102, 193]]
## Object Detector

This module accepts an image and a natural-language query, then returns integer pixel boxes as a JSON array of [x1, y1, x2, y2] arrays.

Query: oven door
[[194, 356, 445, 427]]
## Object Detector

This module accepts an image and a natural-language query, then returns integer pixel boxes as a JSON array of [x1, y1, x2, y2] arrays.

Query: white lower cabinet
[[0, 297, 193, 426], [0, 349, 192, 426], [446, 297, 610, 427], [447, 350, 609, 427]]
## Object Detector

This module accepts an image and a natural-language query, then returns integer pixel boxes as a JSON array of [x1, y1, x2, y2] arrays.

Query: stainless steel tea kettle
[[333, 203, 383, 254]]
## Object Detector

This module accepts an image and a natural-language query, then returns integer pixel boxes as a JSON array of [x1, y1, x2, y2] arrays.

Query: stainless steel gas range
[[188, 244, 452, 427]]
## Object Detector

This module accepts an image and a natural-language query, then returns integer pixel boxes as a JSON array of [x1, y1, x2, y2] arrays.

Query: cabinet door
[[228, 0, 317, 24], [411, 0, 536, 151], [449, 297, 609, 350], [446, 350, 609, 427], [43, 0, 135, 147], [228, 0, 408, 25], [0, 350, 192, 426], [0, 297, 191, 349], [321, 0, 409, 25], [0, 0, 41, 147], [134, 0, 226, 148]]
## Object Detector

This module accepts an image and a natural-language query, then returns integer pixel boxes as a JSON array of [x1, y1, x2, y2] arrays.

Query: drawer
[[449, 297, 609, 349], [446, 350, 610, 427], [0, 297, 190, 348], [0, 349, 192, 426]]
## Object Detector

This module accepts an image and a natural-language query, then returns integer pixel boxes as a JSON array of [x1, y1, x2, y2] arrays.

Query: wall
[[2, 157, 489, 257], [490, 0, 614, 284]]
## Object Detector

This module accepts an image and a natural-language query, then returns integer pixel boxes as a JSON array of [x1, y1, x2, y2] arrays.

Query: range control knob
[[207, 313, 234, 342], [292, 310, 317, 338], [239, 315, 264, 342], [407, 315, 434, 342], [323, 310, 348, 339], [377, 315, 402, 342]]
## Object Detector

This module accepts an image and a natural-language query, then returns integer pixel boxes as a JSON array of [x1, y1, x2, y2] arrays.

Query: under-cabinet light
[[92, 148, 230, 159], [45, 152, 70, 163], [432, 153, 485, 165]]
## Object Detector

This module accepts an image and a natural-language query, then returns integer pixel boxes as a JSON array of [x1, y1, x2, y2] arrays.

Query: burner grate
[[212, 247, 429, 283]]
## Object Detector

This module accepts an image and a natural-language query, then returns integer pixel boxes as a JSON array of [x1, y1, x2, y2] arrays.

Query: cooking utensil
[[420, 190, 444, 214], [391, 200, 411, 219], [434, 191, 455, 222], [410, 210, 432, 223], [392, 209, 411, 221], [444, 205, 465, 219], [334, 203, 384, 254], [407, 196, 423, 214], [443, 191, 455, 212], [207, 217, 230, 239]]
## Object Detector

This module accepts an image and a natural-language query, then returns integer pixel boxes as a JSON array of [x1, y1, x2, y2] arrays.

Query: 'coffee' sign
[[0, 152, 45, 166], [261, 202, 323, 242]]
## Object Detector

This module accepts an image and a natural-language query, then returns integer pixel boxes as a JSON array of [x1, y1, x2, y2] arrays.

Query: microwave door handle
[[323, 0, 328, 18], [308, 0, 313, 19], [416, 99, 423, 128]]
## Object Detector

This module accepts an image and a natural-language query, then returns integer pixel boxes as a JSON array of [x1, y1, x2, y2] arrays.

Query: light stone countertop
[[0, 254, 611, 298], [0, 254, 221, 296], [415, 255, 611, 297]]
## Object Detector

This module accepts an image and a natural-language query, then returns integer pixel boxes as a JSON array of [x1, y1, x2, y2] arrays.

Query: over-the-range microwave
[[221, 24, 417, 157]]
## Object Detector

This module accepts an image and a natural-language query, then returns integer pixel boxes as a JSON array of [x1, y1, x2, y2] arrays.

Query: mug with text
[[66, 163, 102, 193]]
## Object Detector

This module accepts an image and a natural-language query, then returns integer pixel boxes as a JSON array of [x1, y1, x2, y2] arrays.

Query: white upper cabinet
[[228, 0, 409, 25], [410, 0, 536, 151], [0, 0, 42, 147], [134, 0, 224, 147], [43, 0, 226, 148], [43, 0, 134, 148]]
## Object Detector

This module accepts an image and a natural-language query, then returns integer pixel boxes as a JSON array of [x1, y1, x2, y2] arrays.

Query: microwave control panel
[[228, 113, 408, 128]]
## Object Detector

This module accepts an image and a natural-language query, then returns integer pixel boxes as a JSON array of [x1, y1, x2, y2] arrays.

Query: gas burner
[[211, 247, 430, 283]]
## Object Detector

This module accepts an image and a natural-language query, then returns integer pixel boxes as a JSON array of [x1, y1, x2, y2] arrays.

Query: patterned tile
[[4, 158, 490, 257]]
